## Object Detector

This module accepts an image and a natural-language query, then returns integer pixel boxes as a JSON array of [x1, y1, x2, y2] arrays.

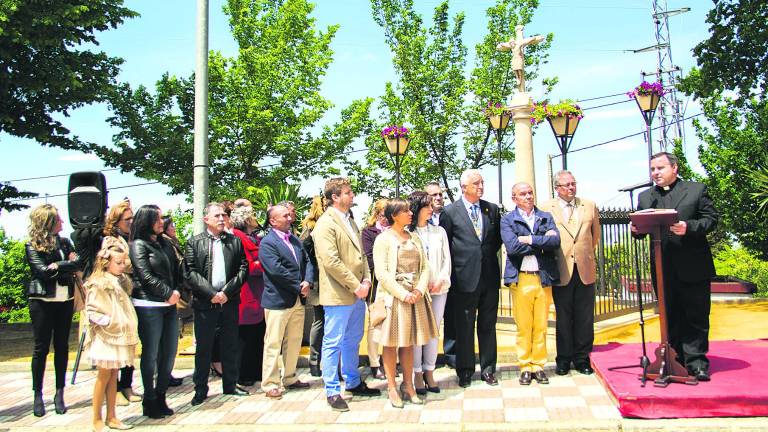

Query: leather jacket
[[25, 236, 81, 298], [184, 231, 248, 310], [129, 238, 179, 303]]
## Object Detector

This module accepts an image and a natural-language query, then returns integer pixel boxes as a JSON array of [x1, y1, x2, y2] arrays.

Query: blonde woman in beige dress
[[372, 198, 438, 408], [85, 241, 139, 431]]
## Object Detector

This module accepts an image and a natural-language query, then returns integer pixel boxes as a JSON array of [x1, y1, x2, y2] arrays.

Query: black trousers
[[193, 302, 240, 395], [117, 366, 134, 390], [553, 266, 595, 366], [442, 294, 456, 367], [664, 272, 711, 371], [451, 272, 499, 378], [238, 322, 266, 383], [29, 299, 74, 391], [135, 305, 178, 399], [308, 305, 324, 367]]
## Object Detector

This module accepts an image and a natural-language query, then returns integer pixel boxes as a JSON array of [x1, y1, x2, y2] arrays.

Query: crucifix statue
[[496, 25, 545, 93]]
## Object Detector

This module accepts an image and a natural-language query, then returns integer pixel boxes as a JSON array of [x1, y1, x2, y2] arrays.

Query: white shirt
[[461, 195, 483, 240], [517, 207, 539, 272], [331, 206, 356, 238], [414, 224, 452, 295], [210, 232, 227, 291]]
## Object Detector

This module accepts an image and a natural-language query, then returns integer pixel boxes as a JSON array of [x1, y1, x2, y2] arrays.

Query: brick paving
[[0, 363, 622, 430]]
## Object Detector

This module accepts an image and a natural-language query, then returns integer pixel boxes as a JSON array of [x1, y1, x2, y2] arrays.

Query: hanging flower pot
[[483, 101, 512, 130], [635, 93, 661, 112], [381, 125, 410, 155], [530, 99, 584, 128], [627, 81, 665, 112], [548, 115, 580, 136], [488, 114, 511, 130]]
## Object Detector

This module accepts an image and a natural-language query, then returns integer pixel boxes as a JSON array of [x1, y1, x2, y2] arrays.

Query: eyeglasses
[[556, 182, 577, 188]]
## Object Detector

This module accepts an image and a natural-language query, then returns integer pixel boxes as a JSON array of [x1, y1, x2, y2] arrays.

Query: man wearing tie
[[541, 171, 600, 376], [313, 177, 380, 411], [439, 169, 502, 387], [633, 152, 718, 381], [258, 204, 314, 399]]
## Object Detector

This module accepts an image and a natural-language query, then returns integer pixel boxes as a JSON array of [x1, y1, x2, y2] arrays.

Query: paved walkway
[[1, 363, 765, 431]]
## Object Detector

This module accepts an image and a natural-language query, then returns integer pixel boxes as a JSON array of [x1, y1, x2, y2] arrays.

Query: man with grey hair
[[186, 202, 249, 405], [541, 171, 600, 376], [439, 169, 502, 387]]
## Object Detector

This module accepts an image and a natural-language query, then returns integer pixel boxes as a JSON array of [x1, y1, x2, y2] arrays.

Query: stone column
[[509, 92, 536, 195]]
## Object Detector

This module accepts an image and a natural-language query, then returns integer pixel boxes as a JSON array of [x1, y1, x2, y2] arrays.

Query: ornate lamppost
[[486, 103, 512, 205], [629, 81, 663, 160], [382, 125, 411, 197]]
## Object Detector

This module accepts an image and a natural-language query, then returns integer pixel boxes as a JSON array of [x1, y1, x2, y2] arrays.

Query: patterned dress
[[377, 239, 438, 347]]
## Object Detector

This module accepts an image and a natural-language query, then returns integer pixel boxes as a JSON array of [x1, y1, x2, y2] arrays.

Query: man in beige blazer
[[541, 170, 601, 376], [312, 177, 380, 412]]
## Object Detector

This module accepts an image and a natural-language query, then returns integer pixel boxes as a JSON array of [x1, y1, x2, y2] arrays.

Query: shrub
[[0, 229, 30, 322], [713, 244, 768, 298]]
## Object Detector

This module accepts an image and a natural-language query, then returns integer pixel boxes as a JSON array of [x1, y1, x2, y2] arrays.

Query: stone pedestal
[[509, 92, 536, 195]]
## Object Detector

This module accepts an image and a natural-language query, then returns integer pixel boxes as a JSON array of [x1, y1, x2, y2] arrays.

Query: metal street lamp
[[547, 115, 580, 170], [384, 134, 411, 197], [634, 92, 661, 160], [488, 112, 511, 205]]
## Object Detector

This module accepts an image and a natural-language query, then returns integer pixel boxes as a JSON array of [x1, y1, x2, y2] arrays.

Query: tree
[[0, 0, 137, 150], [0, 182, 37, 214], [682, 0, 768, 101], [95, 0, 373, 199], [0, 228, 30, 322], [346, 0, 551, 201]]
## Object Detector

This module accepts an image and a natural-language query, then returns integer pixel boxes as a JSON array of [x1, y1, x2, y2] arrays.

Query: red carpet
[[591, 339, 768, 418]]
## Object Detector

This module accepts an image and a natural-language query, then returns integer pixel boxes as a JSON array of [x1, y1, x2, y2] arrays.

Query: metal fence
[[496, 207, 657, 324]]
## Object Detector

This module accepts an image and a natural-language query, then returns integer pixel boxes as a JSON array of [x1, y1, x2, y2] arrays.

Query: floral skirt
[[89, 337, 136, 369], [376, 296, 438, 348]]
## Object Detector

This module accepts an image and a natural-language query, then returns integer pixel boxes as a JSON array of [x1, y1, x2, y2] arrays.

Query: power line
[[1, 168, 121, 184], [582, 99, 633, 111], [7, 181, 160, 203]]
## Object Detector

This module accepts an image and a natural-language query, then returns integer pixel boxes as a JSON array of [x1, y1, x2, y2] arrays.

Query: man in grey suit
[[439, 169, 502, 387]]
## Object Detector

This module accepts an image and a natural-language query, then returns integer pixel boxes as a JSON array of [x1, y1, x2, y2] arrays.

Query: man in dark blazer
[[502, 182, 560, 385], [634, 152, 718, 381], [186, 202, 249, 406], [258, 204, 314, 399], [440, 169, 502, 387]]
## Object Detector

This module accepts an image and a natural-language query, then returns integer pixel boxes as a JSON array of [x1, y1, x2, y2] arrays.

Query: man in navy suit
[[439, 169, 502, 387], [633, 152, 718, 381], [258, 204, 314, 399], [501, 182, 560, 385]]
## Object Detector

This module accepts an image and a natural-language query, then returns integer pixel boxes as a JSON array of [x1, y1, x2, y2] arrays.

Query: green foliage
[[0, 0, 137, 150], [241, 183, 311, 223], [166, 207, 194, 250], [681, 0, 768, 101], [530, 99, 583, 126], [748, 162, 768, 214], [349, 0, 551, 201], [96, 0, 372, 199], [713, 244, 768, 298], [0, 229, 30, 323], [0, 182, 37, 214]]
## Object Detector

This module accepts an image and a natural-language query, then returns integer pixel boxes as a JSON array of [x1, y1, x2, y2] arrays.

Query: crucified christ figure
[[496, 25, 545, 93]]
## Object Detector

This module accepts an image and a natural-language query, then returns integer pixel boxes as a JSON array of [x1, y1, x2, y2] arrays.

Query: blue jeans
[[321, 299, 365, 396], [136, 306, 178, 399]]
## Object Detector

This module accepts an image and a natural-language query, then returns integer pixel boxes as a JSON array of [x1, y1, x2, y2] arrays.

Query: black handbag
[[25, 279, 46, 297]]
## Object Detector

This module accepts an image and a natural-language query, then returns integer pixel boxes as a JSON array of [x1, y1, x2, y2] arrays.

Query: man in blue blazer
[[501, 182, 560, 386], [258, 204, 314, 399]]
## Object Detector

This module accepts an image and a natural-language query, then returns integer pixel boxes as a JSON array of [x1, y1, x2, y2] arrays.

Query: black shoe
[[426, 384, 441, 394], [156, 392, 174, 417], [345, 381, 381, 396], [190, 392, 207, 407], [458, 374, 472, 388], [519, 371, 532, 385], [237, 380, 256, 387], [309, 364, 322, 377], [142, 398, 164, 418], [533, 370, 549, 384], [168, 376, 184, 387], [33, 392, 45, 417], [555, 362, 571, 376], [327, 394, 349, 412], [480, 372, 499, 386], [53, 388, 67, 414], [690, 368, 711, 382], [370, 366, 386, 380], [224, 387, 249, 396], [574, 363, 594, 375]]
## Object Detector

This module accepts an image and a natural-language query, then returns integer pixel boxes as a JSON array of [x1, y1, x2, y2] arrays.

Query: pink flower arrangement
[[530, 99, 583, 125], [381, 125, 409, 139], [627, 81, 665, 99]]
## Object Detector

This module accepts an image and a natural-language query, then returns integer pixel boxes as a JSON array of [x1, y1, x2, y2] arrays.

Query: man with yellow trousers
[[501, 183, 560, 385], [540, 171, 601, 376]]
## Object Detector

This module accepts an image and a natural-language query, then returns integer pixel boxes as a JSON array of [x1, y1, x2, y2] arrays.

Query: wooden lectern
[[630, 209, 698, 387]]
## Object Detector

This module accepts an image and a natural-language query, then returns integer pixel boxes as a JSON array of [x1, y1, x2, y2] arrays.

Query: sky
[[0, 0, 714, 239]]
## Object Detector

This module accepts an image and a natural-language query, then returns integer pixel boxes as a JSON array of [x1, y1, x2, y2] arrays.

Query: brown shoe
[[287, 381, 310, 390], [264, 388, 283, 399]]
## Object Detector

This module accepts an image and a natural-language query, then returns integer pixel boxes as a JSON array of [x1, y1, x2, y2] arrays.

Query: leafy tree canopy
[[0, 182, 37, 214], [95, 0, 373, 199], [347, 0, 551, 201]]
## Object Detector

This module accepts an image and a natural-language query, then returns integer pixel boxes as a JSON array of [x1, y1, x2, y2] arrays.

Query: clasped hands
[[46, 251, 78, 271], [299, 281, 311, 298], [517, 229, 557, 245], [354, 279, 372, 299], [630, 221, 687, 236], [209, 291, 228, 305]]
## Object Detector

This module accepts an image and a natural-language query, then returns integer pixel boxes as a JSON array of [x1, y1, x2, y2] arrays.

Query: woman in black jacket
[[129, 205, 181, 419], [24, 204, 81, 417]]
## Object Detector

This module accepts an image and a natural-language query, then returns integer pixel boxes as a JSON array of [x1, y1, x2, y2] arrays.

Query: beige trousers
[[261, 298, 305, 392]]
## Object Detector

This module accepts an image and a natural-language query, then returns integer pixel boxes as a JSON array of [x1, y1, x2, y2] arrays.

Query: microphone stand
[[607, 189, 651, 387]]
